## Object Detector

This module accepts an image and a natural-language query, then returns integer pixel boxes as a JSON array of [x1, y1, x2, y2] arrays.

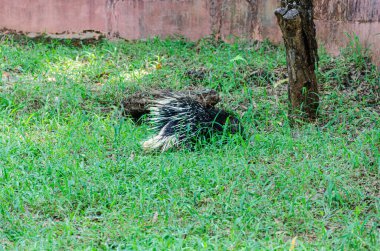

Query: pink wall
[[0, 0, 379, 65], [0, 0, 106, 33]]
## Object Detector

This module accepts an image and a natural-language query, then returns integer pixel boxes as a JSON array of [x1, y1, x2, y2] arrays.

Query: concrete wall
[[0, 0, 379, 65]]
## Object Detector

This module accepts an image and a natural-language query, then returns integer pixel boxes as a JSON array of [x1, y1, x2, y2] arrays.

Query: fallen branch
[[121, 89, 220, 120]]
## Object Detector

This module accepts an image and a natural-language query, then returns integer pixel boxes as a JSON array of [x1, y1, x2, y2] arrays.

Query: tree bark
[[121, 89, 220, 121], [275, 0, 319, 123]]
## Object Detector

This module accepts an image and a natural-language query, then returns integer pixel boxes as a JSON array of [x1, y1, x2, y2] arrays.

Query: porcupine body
[[142, 95, 242, 151]]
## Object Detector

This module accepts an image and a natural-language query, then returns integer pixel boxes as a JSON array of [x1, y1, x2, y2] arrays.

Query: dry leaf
[[129, 151, 135, 161], [289, 236, 297, 251], [274, 78, 289, 88], [152, 211, 158, 223], [2, 72, 10, 81]]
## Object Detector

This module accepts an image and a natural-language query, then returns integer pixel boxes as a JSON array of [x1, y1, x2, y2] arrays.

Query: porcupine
[[142, 95, 242, 151]]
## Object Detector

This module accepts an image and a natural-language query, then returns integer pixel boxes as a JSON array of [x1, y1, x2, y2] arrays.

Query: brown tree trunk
[[275, 0, 319, 123]]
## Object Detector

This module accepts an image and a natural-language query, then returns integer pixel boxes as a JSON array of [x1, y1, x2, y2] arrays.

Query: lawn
[[0, 35, 379, 250]]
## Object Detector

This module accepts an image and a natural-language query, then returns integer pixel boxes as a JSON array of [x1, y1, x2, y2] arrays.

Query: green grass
[[0, 35, 379, 250]]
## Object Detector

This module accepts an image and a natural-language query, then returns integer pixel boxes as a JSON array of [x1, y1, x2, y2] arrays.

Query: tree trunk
[[275, 0, 319, 123]]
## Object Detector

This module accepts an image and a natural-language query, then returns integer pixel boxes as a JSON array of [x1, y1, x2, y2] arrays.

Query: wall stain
[[106, 0, 125, 38]]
